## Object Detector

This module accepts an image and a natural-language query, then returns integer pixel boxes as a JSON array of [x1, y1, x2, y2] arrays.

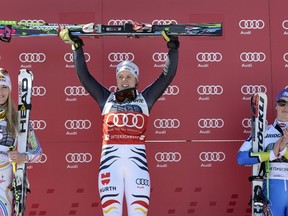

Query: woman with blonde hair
[[0, 68, 42, 216]]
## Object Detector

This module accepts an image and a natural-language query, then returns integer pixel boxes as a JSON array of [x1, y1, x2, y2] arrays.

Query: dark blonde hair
[[5, 94, 18, 138], [0, 68, 18, 138]]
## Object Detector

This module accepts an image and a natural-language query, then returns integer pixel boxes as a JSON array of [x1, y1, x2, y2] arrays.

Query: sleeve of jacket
[[237, 139, 270, 165], [142, 48, 178, 111], [73, 46, 111, 111]]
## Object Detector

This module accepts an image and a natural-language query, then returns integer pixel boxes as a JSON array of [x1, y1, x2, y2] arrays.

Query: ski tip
[[19, 69, 34, 80]]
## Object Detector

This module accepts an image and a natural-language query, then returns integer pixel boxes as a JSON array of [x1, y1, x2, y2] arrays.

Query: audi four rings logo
[[31, 120, 47, 130], [283, 53, 288, 62], [241, 85, 267, 95], [282, 20, 288, 30], [19, 53, 46, 63], [198, 118, 224, 128], [152, 53, 168, 62], [196, 52, 222, 62], [136, 178, 150, 186], [163, 85, 179, 95], [199, 152, 225, 162], [242, 118, 251, 128], [64, 86, 89, 96], [240, 52, 266, 62], [106, 113, 144, 129], [108, 53, 134, 62], [155, 152, 181, 162], [152, 20, 178, 25], [108, 19, 133, 25], [20, 19, 45, 24], [154, 119, 180, 129], [65, 120, 92, 130], [32, 86, 46, 96], [65, 153, 92, 163], [64, 53, 91, 63], [239, 20, 265, 29], [197, 85, 223, 95]]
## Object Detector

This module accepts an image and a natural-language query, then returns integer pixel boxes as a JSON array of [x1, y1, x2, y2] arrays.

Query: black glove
[[59, 28, 84, 51], [161, 30, 180, 50]]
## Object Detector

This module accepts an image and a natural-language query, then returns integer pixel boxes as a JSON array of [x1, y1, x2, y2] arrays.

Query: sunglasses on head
[[276, 99, 288, 107], [114, 88, 137, 103]]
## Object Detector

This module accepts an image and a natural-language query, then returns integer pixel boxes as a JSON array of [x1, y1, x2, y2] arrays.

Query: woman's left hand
[[7, 151, 27, 163]]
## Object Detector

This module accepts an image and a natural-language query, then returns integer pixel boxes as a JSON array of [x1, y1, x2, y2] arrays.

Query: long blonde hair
[[4, 95, 18, 138], [0, 68, 18, 138]]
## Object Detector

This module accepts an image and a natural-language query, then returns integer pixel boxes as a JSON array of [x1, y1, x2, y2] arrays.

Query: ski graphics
[[12, 69, 33, 216], [0, 20, 222, 42], [249, 92, 267, 216]]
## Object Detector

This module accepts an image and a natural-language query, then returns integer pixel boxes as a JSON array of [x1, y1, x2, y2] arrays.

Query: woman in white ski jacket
[[0, 68, 42, 216]]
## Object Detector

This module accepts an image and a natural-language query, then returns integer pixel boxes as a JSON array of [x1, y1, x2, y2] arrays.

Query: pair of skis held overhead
[[0, 19, 216, 216], [0, 19, 223, 42]]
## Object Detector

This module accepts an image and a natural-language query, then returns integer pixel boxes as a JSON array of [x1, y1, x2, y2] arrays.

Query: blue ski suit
[[237, 120, 288, 216]]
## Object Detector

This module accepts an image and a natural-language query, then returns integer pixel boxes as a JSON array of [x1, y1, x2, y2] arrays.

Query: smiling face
[[116, 71, 138, 91], [0, 85, 9, 105], [276, 97, 288, 122]]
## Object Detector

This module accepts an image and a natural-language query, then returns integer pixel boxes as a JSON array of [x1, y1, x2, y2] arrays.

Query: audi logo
[[163, 85, 179, 96], [64, 86, 89, 96], [152, 20, 178, 25], [196, 52, 222, 62], [155, 152, 181, 162], [30, 120, 47, 130], [197, 85, 223, 95], [152, 52, 168, 62], [283, 53, 288, 62], [34, 153, 47, 163], [242, 118, 251, 128], [32, 86, 46, 96], [19, 19, 45, 25], [108, 19, 133, 25], [240, 52, 266, 62], [64, 53, 90, 63], [108, 52, 134, 62], [241, 85, 267, 95], [65, 153, 92, 163], [282, 20, 288, 30], [154, 119, 180, 129], [198, 118, 224, 128], [19, 53, 46, 63], [239, 20, 265, 29], [65, 120, 92, 130], [106, 113, 144, 129], [199, 152, 225, 162], [136, 178, 150, 186]]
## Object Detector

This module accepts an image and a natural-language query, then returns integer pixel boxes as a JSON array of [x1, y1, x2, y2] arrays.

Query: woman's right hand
[[59, 28, 84, 50], [274, 128, 288, 157]]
